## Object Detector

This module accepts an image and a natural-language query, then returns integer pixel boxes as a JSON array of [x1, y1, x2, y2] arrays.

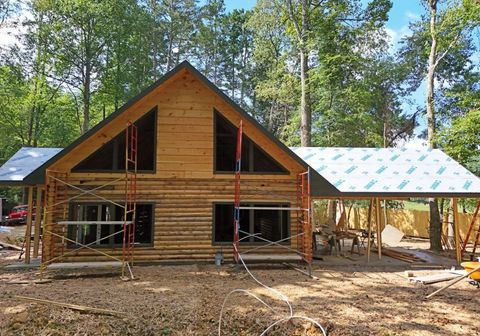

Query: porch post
[[24, 186, 34, 264], [33, 186, 43, 258]]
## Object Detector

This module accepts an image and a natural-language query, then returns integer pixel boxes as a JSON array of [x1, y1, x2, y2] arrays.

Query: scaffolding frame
[[40, 122, 138, 280], [232, 120, 312, 273], [460, 200, 480, 260]]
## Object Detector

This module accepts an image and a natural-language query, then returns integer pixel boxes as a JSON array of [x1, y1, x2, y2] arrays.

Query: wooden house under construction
[[0, 61, 339, 274], [1, 61, 480, 276]]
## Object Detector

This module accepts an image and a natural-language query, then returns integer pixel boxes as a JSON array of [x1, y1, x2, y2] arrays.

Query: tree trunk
[[286, 0, 312, 147], [426, 0, 442, 251], [300, 48, 311, 146], [82, 62, 91, 134]]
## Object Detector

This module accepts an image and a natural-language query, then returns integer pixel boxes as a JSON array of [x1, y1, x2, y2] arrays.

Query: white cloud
[[405, 11, 420, 21], [383, 25, 412, 54]]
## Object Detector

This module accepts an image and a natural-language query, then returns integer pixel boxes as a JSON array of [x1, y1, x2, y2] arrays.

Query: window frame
[[66, 202, 155, 248], [72, 107, 158, 174], [212, 201, 291, 245], [212, 109, 289, 175]]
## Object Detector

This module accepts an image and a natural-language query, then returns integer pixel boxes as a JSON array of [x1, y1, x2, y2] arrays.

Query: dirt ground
[[0, 256, 479, 336], [1, 226, 479, 336]]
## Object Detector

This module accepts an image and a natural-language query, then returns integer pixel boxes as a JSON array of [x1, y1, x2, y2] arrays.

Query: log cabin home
[[1, 62, 479, 274], [12, 61, 337, 271]]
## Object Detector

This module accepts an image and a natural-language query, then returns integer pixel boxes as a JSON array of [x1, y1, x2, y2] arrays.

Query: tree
[[285, 0, 313, 146], [400, 0, 479, 251], [33, 0, 117, 133], [193, 0, 226, 85]]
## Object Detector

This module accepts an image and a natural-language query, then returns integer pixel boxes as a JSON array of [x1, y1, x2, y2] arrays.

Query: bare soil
[[1, 253, 479, 336], [1, 227, 478, 336]]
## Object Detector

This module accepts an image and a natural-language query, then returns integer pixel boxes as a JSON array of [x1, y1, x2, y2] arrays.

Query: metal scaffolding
[[40, 122, 138, 280], [232, 120, 312, 273]]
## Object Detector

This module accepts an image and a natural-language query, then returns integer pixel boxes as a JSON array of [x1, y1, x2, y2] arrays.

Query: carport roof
[[291, 147, 480, 198], [0, 147, 62, 186]]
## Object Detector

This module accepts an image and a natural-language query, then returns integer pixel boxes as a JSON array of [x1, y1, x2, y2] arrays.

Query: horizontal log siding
[[44, 177, 301, 262], [43, 68, 306, 263]]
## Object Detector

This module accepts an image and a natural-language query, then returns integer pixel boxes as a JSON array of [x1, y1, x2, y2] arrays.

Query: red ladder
[[122, 122, 138, 277], [297, 170, 312, 266], [461, 201, 480, 260], [233, 121, 243, 262]]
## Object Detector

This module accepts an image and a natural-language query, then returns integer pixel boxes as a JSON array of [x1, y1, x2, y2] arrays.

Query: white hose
[[237, 249, 293, 317], [260, 315, 327, 336], [218, 289, 276, 336], [218, 245, 327, 336]]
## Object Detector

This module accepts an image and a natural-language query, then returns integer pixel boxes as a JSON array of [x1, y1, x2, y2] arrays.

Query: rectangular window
[[67, 203, 154, 247], [213, 203, 289, 243], [214, 111, 288, 173]]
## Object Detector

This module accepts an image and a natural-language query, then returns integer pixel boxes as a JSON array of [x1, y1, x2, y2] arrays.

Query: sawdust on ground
[[0, 252, 479, 336]]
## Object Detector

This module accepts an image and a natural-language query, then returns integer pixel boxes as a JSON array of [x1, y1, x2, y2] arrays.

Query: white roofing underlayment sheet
[[0, 147, 62, 183], [291, 147, 480, 195]]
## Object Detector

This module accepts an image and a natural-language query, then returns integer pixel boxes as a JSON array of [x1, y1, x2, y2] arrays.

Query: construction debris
[[373, 247, 426, 263], [0, 241, 23, 251], [426, 262, 480, 299], [381, 225, 404, 247], [408, 272, 461, 285], [15, 296, 125, 316], [7, 279, 52, 285]]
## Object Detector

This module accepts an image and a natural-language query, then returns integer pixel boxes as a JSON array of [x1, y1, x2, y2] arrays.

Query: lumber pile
[[373, 247, 426, 263]]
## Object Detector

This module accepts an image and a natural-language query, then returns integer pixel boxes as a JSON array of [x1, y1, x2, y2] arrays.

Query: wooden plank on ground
[[15, 295, 124, 316], [0, 241, 23, 251], [409, 272, 460, 285]]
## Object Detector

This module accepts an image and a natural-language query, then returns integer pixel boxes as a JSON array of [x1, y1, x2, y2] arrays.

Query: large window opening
[[213, 203, 289, 243], [73, 108, 157, 172], [214, 111, 288, 173], [67, 203, 154, 247]]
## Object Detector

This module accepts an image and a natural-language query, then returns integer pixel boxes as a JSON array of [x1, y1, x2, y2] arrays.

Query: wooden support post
[[367, 198, 373, 262], [375, 198, 382, 260], [24, 186, 34, 264], [383, 199, 388, 231], [452, 198, 461, 264], [33, 186, 43, 258]]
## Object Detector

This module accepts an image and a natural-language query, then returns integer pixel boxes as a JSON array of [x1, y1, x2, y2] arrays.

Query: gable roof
[[23, 61, 338, 194], [0, 147, 62, 186], [292, 147, 480, 198]]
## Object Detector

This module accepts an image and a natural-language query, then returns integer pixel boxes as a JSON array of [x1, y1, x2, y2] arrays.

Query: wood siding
[[43, 68, 306, 263]]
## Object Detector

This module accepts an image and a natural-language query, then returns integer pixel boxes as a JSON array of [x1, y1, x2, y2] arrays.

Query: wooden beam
[[375, 198, 382, 260], [367, 198, 373, 262], [33, 186, 43, 258], [452, 198, 461, 264], [15, 295, 124, 316], [24, 186, 34, 264]]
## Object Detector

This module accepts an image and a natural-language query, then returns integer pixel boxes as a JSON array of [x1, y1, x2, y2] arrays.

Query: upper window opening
[[214, 111, 287, 173], [73, 108, 156, 172]]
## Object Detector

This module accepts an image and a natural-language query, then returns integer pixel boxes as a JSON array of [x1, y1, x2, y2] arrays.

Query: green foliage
[[0, 0, 478, 196], [398, 0, 480, 122], [437, 109, 480, 174]]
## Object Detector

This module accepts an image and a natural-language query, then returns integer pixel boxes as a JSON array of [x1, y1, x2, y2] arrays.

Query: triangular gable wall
[[27, 62, 317, 181]]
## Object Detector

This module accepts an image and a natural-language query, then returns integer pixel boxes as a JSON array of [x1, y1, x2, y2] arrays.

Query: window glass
[[214, 111, 287, 173], [67, 203, 153, 247], [73, 108, 156, 172], [214, 203, 289, 243]]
